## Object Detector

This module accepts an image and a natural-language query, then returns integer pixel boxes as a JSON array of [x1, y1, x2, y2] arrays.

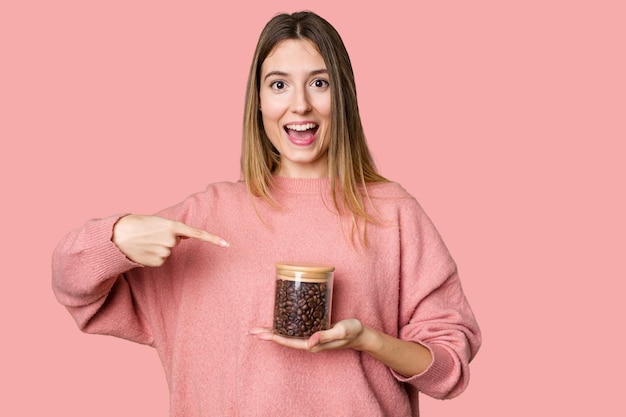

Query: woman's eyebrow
[[263, 69, 328, 81], [310, 69, 329, 77], [263, 70, 287, 81]]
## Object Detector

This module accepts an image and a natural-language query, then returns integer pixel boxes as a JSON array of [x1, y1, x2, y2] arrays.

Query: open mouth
[[284, 123, 319, 141]]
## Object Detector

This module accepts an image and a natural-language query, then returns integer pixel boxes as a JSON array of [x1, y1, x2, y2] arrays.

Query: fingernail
[[219, 239, 230, 248]]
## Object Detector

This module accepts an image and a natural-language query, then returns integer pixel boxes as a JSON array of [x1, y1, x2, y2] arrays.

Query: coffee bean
[[273, 279, 331, 338]]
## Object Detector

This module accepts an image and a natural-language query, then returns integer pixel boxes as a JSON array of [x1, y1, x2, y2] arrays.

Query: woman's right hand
[[112, 214, 229, 267]]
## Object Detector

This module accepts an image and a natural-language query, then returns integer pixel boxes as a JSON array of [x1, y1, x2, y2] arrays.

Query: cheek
[[260, 99, 285, 126], [259, 98, 278, 128], [259, 109, 284, 147], [317, 100, 332, 130], [260, 112, 282, 134], [313, 95, 332, 120]]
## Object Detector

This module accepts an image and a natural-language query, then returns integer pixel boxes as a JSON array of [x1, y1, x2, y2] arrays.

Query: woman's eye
[[312, 79, 329, 88], [270, 81, 286, 90]]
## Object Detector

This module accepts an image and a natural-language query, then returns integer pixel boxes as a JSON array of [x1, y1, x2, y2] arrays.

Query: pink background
[[2, 0, 624, 415]]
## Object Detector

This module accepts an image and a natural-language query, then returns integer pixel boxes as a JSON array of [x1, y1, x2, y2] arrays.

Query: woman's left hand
[[250, 319, 433, 377], [249, 319, 367, 353]]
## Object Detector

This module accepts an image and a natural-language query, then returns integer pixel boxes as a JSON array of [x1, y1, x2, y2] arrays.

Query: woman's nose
[[290, 87, 312, 114]]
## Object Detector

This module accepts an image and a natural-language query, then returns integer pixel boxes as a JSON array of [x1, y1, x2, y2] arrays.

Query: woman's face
[[259, 39, 331, 178]]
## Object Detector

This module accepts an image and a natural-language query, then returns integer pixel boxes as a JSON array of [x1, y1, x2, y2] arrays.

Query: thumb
[[172, 221, 230, 248]]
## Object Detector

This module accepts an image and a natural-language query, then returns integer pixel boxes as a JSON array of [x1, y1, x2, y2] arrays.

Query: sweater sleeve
[[51, 214, 154, 346], [393, 198, 481, 399]]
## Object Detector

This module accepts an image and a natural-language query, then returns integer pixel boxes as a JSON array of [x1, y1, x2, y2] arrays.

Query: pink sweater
[[52, 177, 481, 416]]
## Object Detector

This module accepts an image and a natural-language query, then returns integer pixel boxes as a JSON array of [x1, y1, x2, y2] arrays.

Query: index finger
[[173, 221, 230, 248]]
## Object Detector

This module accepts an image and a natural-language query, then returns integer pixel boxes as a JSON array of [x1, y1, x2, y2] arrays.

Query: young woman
[[52, 11, 481, 416]]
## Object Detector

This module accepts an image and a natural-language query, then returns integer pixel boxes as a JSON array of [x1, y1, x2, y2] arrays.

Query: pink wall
[[2, 0, 624, 415]]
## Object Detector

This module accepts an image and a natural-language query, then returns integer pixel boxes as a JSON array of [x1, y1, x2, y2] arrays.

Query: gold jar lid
[[275, 262, 335, 281]]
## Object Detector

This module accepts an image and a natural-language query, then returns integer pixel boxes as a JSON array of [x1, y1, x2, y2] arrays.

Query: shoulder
[[156, 180, 247, 218], [202, 180, 248, 197], [365, 181, 423, 211], [365, 181, 413, 199], [364, 180, 434, 224], [183, 180, 248, 209]]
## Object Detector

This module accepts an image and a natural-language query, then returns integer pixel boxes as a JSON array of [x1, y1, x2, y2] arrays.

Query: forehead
[[261, 39, 326, 74]]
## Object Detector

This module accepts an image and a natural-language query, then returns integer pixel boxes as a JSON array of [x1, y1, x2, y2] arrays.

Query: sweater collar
[[270, 176, 332, 194]]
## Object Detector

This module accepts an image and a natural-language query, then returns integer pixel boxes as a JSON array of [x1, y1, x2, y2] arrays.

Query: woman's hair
[[241, 11, 387, 243]]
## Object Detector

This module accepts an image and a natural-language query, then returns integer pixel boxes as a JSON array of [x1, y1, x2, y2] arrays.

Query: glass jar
[[273, 262, 335, 338]]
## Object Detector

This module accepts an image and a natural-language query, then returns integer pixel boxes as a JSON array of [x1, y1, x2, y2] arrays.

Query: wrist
[[353, 325, 433, 377], [354, 325, 383, 355]]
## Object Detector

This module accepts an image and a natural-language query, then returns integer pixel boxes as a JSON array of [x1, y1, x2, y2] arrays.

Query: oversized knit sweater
[[52, 177, 481, 416]]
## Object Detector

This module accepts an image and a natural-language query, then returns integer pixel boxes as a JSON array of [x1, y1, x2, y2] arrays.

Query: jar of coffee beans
[[273, 262, 335, 338]]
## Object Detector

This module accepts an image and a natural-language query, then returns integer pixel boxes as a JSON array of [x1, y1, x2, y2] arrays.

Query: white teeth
[[286, 123, 317, 131]]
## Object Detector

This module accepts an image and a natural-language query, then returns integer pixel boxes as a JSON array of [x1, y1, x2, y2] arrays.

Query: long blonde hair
[[241, 11, 387, 242]]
